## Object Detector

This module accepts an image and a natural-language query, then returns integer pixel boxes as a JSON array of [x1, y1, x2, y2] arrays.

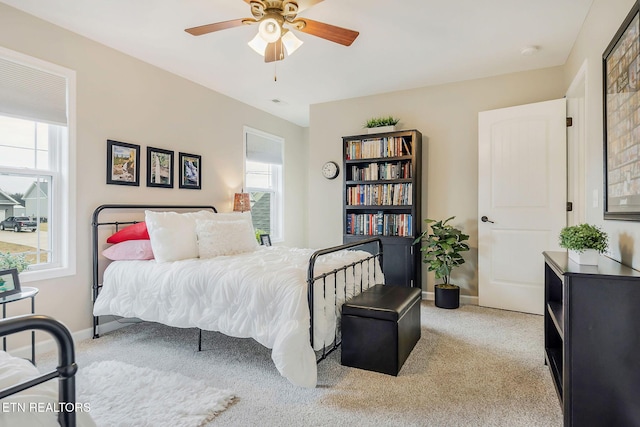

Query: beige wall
[[3, 0, 637, 343], [0, 3, 307, 344], [308, 68, 566, 295], [308, 0, 640, 296], [563, 0, 640, 269]]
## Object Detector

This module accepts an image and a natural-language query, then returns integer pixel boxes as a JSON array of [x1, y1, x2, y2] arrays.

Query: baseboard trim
[[422, 291, 478, 305], [8, 319, 131, 360]]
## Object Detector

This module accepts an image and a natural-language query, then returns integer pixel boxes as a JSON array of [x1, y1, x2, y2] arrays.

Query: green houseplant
[[364, 116, 400, 133], [559, 223, 608, 265], [414, 217, 470, 309]]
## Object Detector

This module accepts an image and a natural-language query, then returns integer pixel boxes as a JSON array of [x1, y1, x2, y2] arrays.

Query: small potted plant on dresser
[[414, 217, 470, 309], [559, 223, 608, 265]]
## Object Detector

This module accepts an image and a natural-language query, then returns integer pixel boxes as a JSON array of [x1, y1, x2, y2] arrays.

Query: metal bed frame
[[0, 314, 78, 427], [91, 204, 383, 362]]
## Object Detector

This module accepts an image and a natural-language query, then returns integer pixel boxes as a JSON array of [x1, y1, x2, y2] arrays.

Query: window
[[0, 47, 76, 281], [244, 127, 283, 242]]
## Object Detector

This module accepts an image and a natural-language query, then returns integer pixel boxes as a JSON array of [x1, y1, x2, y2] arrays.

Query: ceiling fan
[[185, 0, 359, 62]]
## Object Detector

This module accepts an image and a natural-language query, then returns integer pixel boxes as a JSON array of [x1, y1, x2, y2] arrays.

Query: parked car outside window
[[0, 217, 37, 232]]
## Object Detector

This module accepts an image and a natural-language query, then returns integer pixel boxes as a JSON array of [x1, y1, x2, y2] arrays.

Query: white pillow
[[196, 218, 258, 258], [214, 211, 253, 225], [145, 210, 216, 262]]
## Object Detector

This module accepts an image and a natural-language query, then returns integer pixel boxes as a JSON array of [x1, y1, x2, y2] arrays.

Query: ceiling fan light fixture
[[281, 31, 303, 55], [258, 17, 281, 43], [248, 33, 268, 56]]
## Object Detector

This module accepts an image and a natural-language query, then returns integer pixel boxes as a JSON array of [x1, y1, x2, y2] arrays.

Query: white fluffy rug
[[77, 360, 235, 427]]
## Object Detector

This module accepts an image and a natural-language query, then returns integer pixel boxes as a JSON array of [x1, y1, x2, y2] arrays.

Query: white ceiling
[[1, 0, 594, 126]]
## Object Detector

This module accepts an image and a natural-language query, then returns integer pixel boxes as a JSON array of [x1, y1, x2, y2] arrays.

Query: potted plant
[[558, 223, 608, 265], [414, 217, 470, 309], [364, 116, 400, 134]]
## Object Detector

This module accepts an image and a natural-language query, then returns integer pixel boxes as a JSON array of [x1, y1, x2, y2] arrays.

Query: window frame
[[0, 46, 76, 282], [243, 126, 284, 243]]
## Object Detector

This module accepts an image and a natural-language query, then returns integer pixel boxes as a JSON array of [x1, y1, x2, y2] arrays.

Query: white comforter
[[93, 246, 383, 388]]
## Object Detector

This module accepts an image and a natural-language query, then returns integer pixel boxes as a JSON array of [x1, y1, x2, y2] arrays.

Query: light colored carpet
[[40, 301, 562, 426], [76, 360, 235, 427]]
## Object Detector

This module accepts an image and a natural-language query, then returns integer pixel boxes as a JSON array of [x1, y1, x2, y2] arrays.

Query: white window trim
[[0, 46, 76, 282], [243, 126, 284, 242]]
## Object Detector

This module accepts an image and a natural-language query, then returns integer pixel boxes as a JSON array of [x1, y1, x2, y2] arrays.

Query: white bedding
[[93, 246, 383, 388], [0, 351, 95, 427]]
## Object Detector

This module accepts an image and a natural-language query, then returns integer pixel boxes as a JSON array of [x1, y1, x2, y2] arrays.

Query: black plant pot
[[434, 284, 460, 309]]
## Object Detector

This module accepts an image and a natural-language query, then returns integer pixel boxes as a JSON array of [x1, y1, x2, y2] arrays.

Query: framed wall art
[[179, 152, 201, 189], [0, 268, 21, 298], [107, 140, 140, 186], [603, 1, 640, 220], [147, 147, 174, 188]]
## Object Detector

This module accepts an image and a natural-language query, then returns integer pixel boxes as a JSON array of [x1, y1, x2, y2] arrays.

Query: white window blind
[[0, 46, 76, 282], [0, 57, 67, 126], [246, 132, 283, 165]]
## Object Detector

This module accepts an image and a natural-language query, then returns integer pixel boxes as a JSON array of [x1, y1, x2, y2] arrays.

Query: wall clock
[[322, 161, 340, 180]]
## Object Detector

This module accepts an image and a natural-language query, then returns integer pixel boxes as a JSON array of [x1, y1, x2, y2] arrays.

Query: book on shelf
[[350, 161, 412, 181], [347, 183, 412, 206], [345, 213, 413, 237], [345, 136, 412, 160]]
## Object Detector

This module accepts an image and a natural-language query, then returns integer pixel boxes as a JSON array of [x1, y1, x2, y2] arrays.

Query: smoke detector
[[520, 46, 539, 56]]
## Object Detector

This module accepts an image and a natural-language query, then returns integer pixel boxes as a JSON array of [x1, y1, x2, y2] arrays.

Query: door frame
[[566, 59, 588, 226]]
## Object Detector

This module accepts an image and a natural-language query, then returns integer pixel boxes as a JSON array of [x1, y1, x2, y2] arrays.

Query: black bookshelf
[[543, 251, 640, 426], [343, 129, 422, 288]]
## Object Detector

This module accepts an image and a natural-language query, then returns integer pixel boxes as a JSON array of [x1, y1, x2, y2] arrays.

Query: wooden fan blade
[[294, 18, 359, 46], [265, 39, 285, 63], [185, 18, 248, 36]]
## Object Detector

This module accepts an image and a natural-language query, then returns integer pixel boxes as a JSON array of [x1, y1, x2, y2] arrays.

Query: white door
[[478, 99, 566, 315]]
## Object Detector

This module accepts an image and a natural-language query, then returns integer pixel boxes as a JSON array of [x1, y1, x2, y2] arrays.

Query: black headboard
[[90, 204, 217, 338]]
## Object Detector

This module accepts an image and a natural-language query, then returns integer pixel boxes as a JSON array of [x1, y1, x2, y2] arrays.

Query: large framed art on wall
[[603, 1, 640, 220]]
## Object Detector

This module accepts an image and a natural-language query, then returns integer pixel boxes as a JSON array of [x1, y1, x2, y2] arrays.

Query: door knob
[[481, 216, 494, 223]]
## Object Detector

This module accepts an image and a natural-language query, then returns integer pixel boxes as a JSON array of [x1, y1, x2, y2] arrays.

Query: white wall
[[0, 3, 307, 345], [563, 0, 640, 269], [308, 68, 566, 295]]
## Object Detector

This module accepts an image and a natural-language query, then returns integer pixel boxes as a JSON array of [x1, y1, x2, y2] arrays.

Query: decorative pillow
[[196, 218, 258, 258], [106, 221, 149, 244], [102, 240, 154, 261], [214, 211, 253, 224], [145, 210, 216, 263]]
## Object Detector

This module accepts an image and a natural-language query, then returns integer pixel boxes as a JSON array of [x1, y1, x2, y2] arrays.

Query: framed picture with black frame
[[178, 152, 201, 189], [603, 1, 640, 220], [147, 147, 174, 188], [260, 234, 272, 246], [106, 140, 140, 186], [0, 268, 21, 299]]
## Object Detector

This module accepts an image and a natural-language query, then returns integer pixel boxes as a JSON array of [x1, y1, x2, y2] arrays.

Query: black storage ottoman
[[341, 284, 421, 376]]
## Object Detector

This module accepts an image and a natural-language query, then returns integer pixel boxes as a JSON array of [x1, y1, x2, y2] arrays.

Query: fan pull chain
[[274, 61, 277, 82]]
